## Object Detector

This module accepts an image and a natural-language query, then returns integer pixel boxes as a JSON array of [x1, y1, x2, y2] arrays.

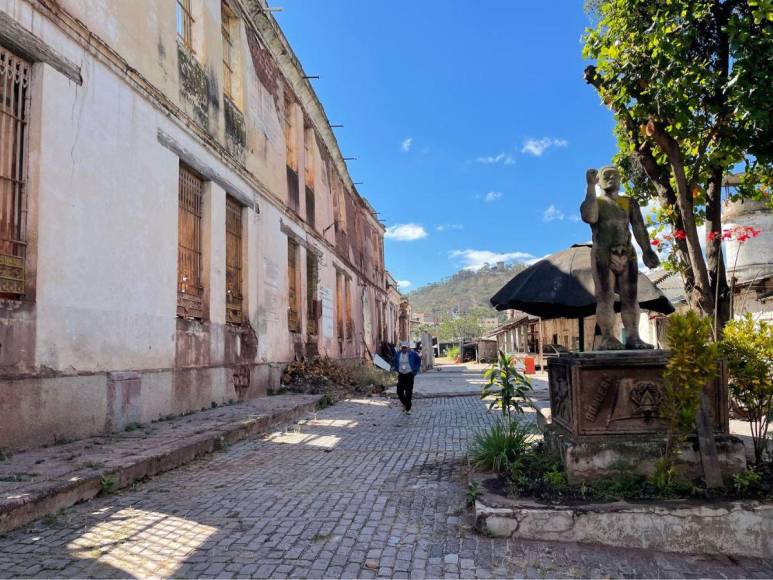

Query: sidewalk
[[0, 394, 320, 534]]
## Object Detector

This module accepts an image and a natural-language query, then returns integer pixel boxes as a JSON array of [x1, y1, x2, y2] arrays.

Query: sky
[[275, 1, 618, 291]]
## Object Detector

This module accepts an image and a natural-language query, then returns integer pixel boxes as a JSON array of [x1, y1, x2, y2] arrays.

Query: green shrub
[[722, 314, 773, 464], [543, 468, 569, 496], [466, 481, 480, 506], [590, 472, 650, 500], [662, 311, 719, 462], [650, 456, 679, 494], [733, 468, 763, 496], [482, 350, 533, 419], [470, 419, 533, 474], [446, 345, 460, 361], [508, 446, 564, 497]]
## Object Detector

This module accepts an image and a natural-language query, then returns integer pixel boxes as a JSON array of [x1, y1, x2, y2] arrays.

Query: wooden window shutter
[[287, 238, 300, 332], [306, 251, 318, 336], [225, 196, 243, 324]]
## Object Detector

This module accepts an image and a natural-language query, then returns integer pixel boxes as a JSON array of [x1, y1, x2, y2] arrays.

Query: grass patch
[[99, 474, 118, 495], [316, 392, 336, 410]]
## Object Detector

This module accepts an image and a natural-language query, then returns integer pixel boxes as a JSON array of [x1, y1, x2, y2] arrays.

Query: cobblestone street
[[1, 370, 772, 578]]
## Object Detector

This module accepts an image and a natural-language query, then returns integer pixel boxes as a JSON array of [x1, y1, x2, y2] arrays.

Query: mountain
[[406, 263, 525, 321]]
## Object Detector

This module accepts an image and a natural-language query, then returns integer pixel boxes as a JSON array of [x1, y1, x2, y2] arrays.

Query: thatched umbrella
[[490, 244, 674, 350]]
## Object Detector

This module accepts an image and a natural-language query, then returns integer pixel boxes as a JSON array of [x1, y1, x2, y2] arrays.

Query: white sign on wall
[[320, 286, 334, 338]]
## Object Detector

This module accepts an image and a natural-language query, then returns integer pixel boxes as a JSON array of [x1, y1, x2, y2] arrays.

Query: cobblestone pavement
[[1, 393, 772, 578]]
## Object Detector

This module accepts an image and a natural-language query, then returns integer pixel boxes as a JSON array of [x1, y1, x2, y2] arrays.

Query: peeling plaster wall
[[0, 0, 394, 450]]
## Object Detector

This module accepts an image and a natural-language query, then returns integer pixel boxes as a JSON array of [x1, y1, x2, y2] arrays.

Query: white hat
[[400, 341, 411, 348]]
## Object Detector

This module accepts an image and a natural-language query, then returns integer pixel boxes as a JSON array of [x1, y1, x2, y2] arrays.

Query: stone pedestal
[[545, 351, 746, 482]]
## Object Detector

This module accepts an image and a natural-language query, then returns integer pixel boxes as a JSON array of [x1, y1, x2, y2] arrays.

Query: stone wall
[[0, 0, 396, 450]]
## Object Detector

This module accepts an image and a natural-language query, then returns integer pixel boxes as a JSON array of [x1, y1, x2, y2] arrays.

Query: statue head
[[598, 165, 620, 192]]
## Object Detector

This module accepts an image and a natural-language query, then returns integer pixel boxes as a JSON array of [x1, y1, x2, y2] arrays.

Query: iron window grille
[[177, 165, 204, 318], [0, 46, 30, 297]]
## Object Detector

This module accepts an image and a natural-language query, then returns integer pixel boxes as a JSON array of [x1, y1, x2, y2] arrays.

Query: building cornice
[[238, 0, 383, 229]]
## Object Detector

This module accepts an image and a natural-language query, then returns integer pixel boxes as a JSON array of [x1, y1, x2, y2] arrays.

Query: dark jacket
[[392, 348, 421, 375]]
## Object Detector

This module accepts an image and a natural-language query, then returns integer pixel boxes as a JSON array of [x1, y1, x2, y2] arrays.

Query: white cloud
[[477, 191, 503, 203], [401, 137, 413, 152], [542, 205, 581, 223], [384, 223, 428, 241], [450, 249, 536, 271], [543, 204, 565, 222], [436, 224, 464, 232], [397, 280, 412, 289], [474, 152, 515, 165], [521, 137, 568, 157]]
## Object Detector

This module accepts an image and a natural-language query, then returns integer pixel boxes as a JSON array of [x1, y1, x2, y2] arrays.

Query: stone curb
[[470, 471, 773, 559], [0, 395, 321, 534]]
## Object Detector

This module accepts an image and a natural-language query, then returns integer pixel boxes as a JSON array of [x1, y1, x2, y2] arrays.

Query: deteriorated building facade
[[0, 0, 399, 450]]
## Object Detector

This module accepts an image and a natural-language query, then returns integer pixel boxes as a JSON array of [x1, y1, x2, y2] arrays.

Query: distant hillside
[[407, 263, 525, 321]]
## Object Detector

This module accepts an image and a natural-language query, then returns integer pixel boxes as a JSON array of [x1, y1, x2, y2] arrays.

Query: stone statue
[[581, 165, 660, 350]]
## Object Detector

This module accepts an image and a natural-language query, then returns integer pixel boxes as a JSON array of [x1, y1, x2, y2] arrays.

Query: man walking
[[393, 341, 421, 414]]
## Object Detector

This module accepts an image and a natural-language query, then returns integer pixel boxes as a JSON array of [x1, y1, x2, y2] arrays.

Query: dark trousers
[[397, 372, 415, 411]]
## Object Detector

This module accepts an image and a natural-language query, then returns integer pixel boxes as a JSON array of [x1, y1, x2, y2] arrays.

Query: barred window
[[306, 251, 318, 336], [177, 165, 204, 318], [225, 196, 243, 324], [287, 238, 300, 332], [0, 47, 31, 297], [176, 0, 194, 50], [221, 2, 236, 102]]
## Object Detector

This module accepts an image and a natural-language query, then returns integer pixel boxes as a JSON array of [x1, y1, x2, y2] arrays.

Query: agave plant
[[481, 350, 533, 420]]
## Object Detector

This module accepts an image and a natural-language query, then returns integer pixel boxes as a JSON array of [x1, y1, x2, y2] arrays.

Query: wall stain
[[177, 44, 210, 128]]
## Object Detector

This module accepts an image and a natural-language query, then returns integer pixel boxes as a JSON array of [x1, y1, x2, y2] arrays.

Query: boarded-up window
[[177, 165, 204, 318], [0, 47, 30, 297], [287, 238, 300, 332], [306, 251, 318, 336], [335, 271, 344, 340], [345, 277, 352, 340], [177, 0, 194, 50], [336, 180, 347, 231], [304, 125, 314, 189], [304, 124, 315, 228], [284, 95, 296, 169], [225, 196, 243, 324], [284, 95, 299, 211], [221, 2, 236, 102], [305, 186, 315, 230]]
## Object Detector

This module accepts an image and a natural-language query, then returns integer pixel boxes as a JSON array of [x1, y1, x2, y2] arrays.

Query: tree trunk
[[705, 167, 731, 334], [650, 128, 714, 316], [633, 146, 702, 311]]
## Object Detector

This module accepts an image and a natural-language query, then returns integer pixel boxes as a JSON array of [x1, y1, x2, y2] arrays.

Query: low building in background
[[0, 0, 398, 451]]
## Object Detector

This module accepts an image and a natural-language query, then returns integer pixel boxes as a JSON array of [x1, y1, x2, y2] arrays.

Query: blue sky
[[276, 1, 617, 291]]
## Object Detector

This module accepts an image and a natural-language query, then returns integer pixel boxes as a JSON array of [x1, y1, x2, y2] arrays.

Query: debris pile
[[279, 357, 396, 401], [281, 357, 355, 390]]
